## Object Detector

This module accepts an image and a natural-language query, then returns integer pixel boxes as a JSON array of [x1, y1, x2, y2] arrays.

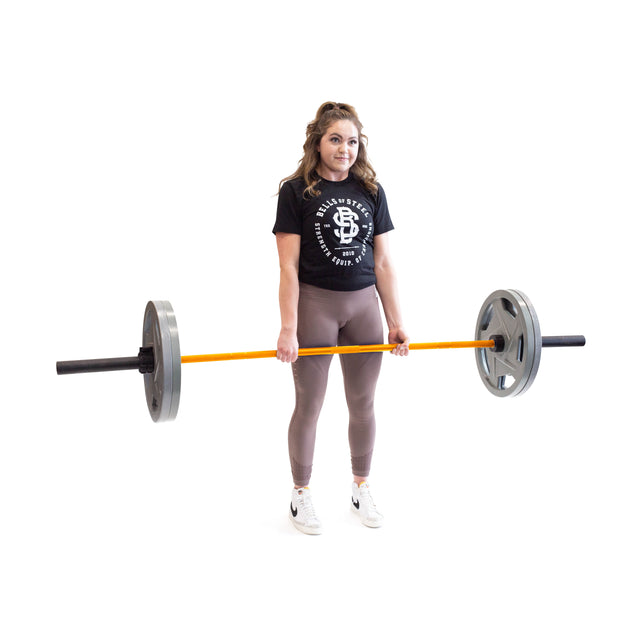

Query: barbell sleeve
[[541, 335, 586, 348], [56, 356, 142, 375], [56, 347, 155, 375]]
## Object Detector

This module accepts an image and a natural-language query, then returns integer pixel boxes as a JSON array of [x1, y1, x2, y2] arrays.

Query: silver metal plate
[[475, 289, 542, 397], [142, 300, 181, 422]]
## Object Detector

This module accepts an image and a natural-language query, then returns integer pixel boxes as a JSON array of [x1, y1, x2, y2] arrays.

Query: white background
[[2, 1, 638, 638]]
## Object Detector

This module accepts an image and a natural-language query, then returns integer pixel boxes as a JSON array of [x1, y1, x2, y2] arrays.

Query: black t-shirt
[[272, 174, 394, 291]]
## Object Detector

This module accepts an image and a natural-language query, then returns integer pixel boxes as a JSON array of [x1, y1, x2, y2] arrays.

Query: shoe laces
[[297, 489, 319, 521], [357, 484, 378, 512]]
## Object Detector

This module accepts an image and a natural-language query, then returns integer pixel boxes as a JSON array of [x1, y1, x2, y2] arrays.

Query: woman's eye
[[349, 139, 358, 145]]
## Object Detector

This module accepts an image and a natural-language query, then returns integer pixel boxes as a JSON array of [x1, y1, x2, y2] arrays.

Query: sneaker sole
[[351, 504, 384, 528], [289, 511, 322, 535]]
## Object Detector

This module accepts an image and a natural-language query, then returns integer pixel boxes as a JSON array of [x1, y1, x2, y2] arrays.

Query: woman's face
[[316, 119, 359, 181]]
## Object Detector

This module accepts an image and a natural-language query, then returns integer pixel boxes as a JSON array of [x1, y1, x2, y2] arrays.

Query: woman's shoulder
[[279, 176, 308, 200], [281, 176, 306, 190], [351, 175, 384, 201]]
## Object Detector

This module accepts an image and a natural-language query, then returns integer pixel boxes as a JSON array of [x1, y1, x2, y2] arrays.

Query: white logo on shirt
[[314, 197, 372, 267], [333, 207, 359, 244]]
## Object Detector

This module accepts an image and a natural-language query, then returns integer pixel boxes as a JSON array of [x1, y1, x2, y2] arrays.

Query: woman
[[273, 102, 409, 535]]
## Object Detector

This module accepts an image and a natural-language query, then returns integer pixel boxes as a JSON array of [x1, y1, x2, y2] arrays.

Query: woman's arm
[[275, 232, 301, 362], [374, 232, 410, 356]]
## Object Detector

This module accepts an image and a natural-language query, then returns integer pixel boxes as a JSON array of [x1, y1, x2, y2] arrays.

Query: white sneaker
[[351, 481, 384, 528], [289, 487, 323, 535]]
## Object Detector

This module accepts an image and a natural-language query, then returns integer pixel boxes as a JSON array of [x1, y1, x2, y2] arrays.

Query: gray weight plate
[[475, 289, 542, 398], [142, 300, 181, 422]]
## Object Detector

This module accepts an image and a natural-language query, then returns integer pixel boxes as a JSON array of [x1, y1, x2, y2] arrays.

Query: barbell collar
[[137, 347, 155, 373]]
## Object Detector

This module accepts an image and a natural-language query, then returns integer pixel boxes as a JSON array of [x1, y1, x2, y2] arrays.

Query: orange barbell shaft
[[180, 340, 495, 364]]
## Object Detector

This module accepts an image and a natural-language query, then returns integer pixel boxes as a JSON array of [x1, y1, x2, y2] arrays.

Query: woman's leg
[[288, 356, 332, 486], [288, 284, 339, 487], [338, 286, 384, 480]]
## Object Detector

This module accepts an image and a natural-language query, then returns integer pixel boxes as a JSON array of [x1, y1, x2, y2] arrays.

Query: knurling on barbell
[[56, 289, 586, 422]]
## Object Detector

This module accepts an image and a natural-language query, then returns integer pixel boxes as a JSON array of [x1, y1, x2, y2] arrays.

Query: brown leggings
[[289, 283, 384, 487]]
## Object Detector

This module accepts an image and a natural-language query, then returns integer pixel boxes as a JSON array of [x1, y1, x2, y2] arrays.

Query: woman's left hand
[[388, 328, 410, 356]]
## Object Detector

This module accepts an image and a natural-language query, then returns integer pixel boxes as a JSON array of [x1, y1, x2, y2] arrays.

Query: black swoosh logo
[[290, 503, 298, 517], [352, 498, 360, 510]]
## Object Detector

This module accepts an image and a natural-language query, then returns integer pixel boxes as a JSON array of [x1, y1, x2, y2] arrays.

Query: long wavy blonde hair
[[279, 102, 378, 198]]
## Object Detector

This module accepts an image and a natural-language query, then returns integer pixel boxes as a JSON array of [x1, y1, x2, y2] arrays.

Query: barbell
[[56, 289, 586, 422]]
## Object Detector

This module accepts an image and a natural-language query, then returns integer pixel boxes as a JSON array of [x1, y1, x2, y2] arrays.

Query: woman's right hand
[[277, 328, 299, 363]]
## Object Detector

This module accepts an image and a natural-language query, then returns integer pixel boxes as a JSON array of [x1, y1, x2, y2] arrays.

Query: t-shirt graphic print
[[314, 196, 372, 268]]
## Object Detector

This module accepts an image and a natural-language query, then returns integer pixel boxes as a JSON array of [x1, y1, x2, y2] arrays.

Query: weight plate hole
[[480, 349, 490, 375], [502, 298, 517, 318], [517, 335, 524, 362], [498, 375, 516, 390], [480, 306, 493, 332]]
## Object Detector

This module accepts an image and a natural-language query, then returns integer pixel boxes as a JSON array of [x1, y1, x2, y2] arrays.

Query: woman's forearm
[[375, 253, 410, 355], [279, 265, 300, 332], [374, 263, 404, 331]]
